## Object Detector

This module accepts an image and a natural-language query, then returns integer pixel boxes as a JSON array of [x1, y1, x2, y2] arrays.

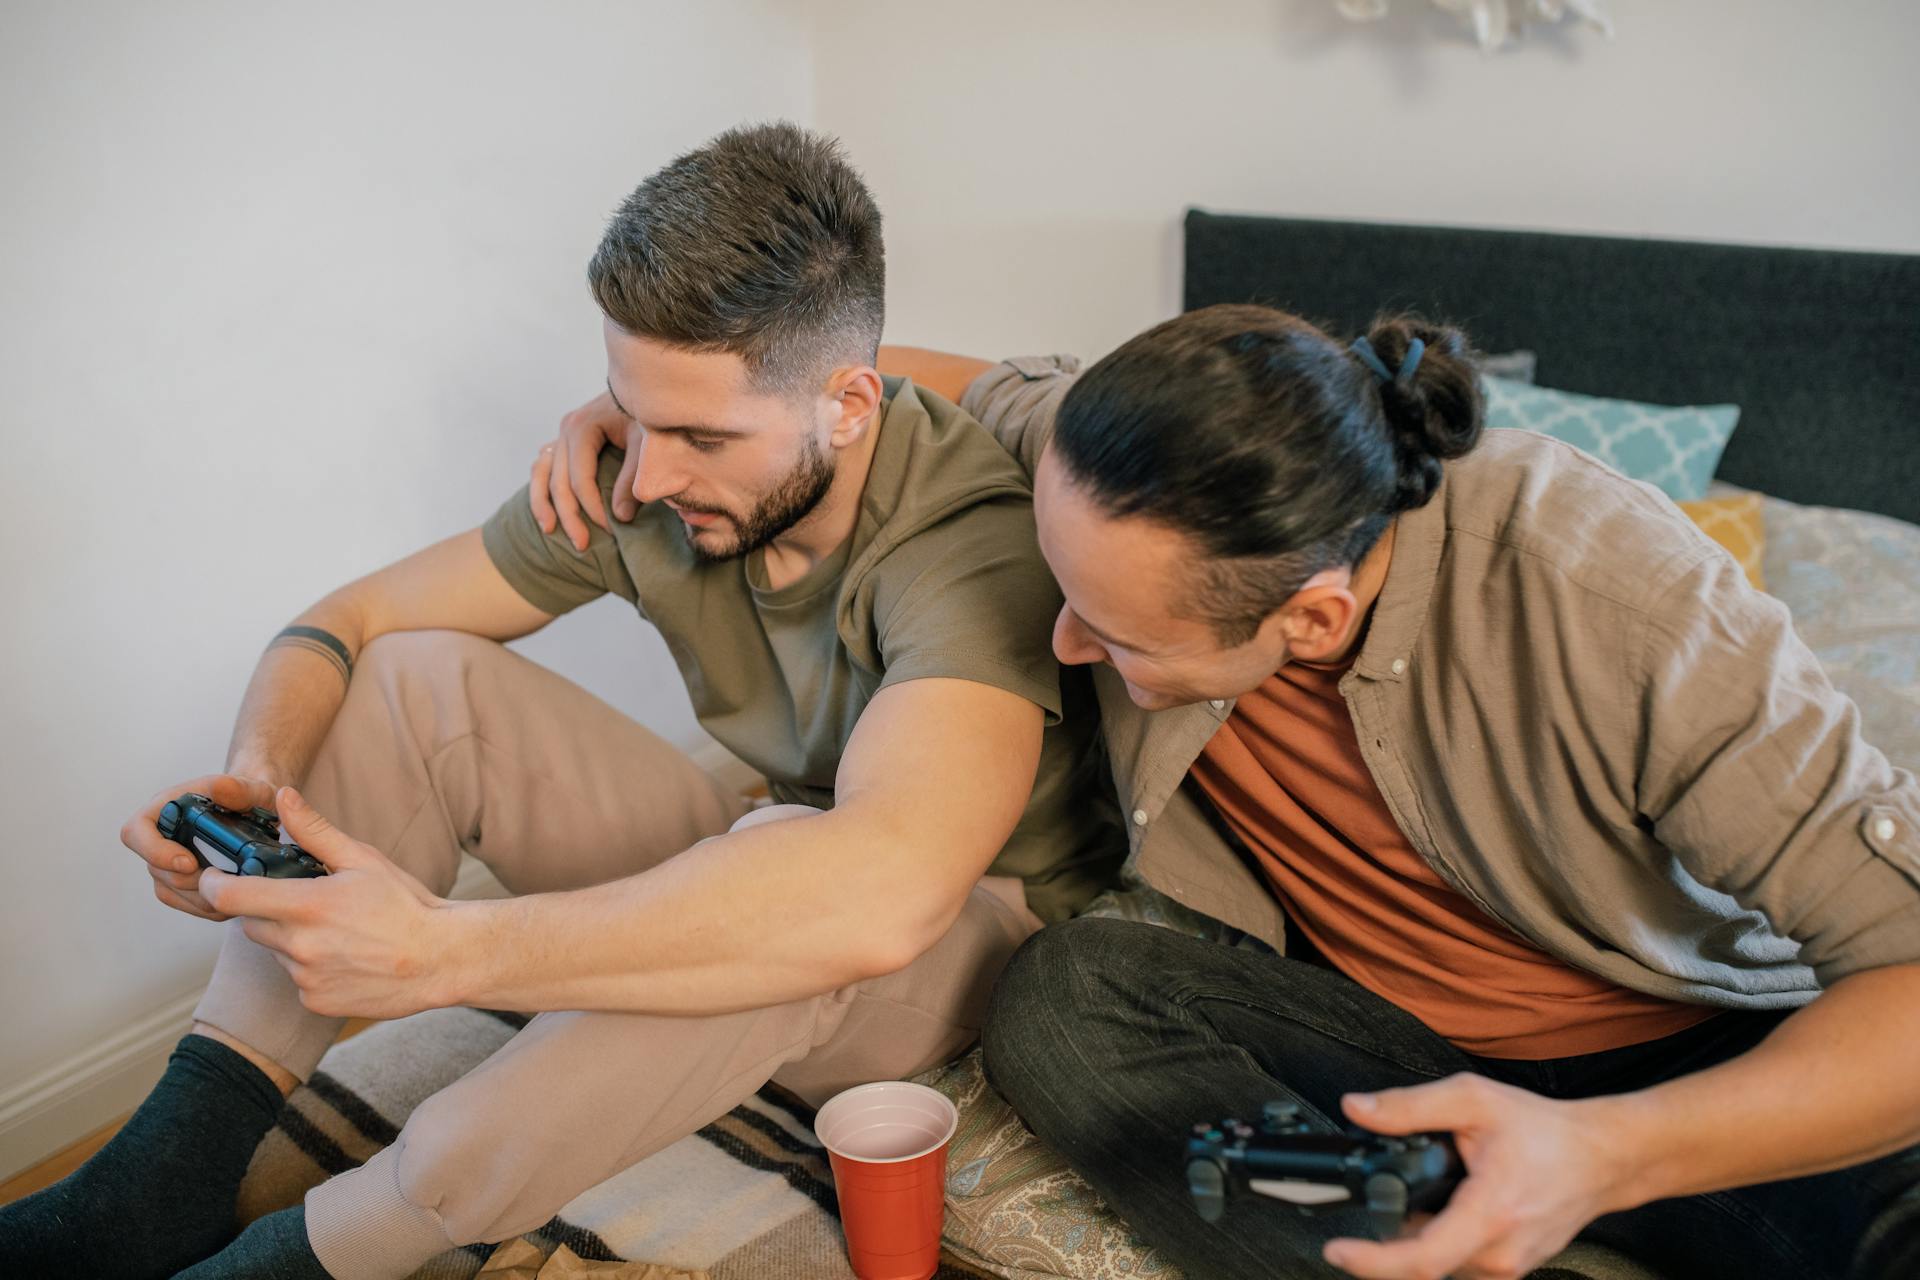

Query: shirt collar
[[1349, 470, 1449, 684]]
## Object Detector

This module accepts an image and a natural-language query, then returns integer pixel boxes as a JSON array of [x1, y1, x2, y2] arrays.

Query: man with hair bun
[[0, 123, 1123, 1280], [955, 309, 1920, 1280], [536, 304, 1920, 1278]]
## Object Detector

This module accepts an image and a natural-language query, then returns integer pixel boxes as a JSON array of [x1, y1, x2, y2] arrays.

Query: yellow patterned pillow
[[1679, 492, 1767, 592]]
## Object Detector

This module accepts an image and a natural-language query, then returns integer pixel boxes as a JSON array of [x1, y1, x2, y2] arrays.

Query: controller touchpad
[[192, 836, 240, 874], [1250, 1179, 1351, 1205]]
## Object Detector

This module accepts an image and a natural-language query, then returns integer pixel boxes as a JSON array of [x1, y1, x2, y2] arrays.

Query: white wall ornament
[[1336, 0, 1615, 52]]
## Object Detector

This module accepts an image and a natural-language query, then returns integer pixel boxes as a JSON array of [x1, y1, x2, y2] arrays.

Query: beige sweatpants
[[191, 630, 1039, 1280]]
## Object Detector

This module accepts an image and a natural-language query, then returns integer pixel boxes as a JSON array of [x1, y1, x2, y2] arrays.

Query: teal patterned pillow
[[1482, 375, 1739, 502]]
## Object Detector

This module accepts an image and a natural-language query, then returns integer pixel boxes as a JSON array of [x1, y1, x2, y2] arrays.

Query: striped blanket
[[236, 1007, 1004, 1279], [235, 994, 1654, 1279], [236, 1013, 1052, 1274]]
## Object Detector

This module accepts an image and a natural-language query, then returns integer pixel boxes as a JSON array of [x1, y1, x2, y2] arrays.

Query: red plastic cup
[[814, 1081, 959, 1280]]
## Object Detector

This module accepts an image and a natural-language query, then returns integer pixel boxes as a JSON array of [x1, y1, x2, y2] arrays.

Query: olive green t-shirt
[[481, 377, 1122, 920]]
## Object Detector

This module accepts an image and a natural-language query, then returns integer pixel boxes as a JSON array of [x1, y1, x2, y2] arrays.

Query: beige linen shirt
[[964, 356, 1920, 1007]]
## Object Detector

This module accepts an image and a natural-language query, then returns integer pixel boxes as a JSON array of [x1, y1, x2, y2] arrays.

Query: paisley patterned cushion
[[917, 1048, 1179, 1280]]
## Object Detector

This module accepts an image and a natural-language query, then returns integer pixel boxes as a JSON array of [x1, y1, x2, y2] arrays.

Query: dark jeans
[[981, 917, 1920, 1280]]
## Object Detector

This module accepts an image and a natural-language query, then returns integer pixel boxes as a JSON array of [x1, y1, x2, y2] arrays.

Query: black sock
[[171, 1205, 331, 1280], [0, 1033, 286, 1280]]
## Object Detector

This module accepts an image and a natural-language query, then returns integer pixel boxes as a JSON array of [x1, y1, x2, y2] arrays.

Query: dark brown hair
[[587, 122, 885, 393], [1053, 304, 1485, 643]]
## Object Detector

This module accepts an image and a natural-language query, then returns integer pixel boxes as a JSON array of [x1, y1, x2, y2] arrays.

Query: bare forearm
[[1592, 963, 1920, 1210], [224, 594, 366, 787], [443, 806, 956, 1016], [435, 677, 1037, 1017], [877, 345, 994, 404]]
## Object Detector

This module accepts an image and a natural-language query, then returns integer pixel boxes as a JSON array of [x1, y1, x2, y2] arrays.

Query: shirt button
[[1391, 658, 1407, 675], [1209, 699, 1226, 711], [1132, 809, 1149, 827], [1875, 817, 1898, 841]]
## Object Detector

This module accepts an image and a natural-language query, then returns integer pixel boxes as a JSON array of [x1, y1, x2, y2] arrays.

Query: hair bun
[[1361, 314, 1485, 512]]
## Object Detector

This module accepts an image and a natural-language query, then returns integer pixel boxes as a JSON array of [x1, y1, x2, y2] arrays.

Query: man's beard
[[681, 433, 837, 563]]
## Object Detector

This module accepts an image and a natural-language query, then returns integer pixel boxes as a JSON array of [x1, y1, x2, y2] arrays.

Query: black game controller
[[1186, 1100, 1463, 1237], [158, 793, 327, 879]]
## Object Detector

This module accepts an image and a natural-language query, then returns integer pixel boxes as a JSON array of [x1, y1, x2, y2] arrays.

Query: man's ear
[[824, 365, 884, 448], [1276, 570, 1359, 662]]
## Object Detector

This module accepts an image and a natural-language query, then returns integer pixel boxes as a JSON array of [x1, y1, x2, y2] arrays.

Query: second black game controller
[[157, 792, 328, 879], [1186, 1100, 1463, 1237]]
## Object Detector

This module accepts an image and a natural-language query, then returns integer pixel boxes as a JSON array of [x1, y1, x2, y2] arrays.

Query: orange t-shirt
[[1189, 657, 1717, 1060]]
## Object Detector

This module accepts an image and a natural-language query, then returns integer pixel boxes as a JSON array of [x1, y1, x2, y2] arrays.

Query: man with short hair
[[0, 123, 1120, 1280]]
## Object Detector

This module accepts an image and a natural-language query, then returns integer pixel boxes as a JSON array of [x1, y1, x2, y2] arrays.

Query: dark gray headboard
[[1183, 210, 1920, 524]]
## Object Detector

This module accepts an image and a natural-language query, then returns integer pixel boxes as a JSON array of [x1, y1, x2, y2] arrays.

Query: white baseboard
[[0, 988, 207, 1185], [0, 738, 761, 1185]]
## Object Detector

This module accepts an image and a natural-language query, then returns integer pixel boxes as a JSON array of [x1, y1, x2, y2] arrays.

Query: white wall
[[815, 0, 1920, 361], [0, 0, 809, 1174]]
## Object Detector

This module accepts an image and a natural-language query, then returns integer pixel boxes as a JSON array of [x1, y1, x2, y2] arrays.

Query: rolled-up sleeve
[[1637, 548, 1920, 985], [958, 355, 1081, 479]]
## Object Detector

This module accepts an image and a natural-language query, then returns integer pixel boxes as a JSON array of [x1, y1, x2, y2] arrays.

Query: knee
[[690, 803, 823, 848], [986, 921, 1089, 1051], [394, 1085, 571, 1245], [728, 803, 823, 834], [1859, 1165, 1920, 1279], [988, 917, 1168, 1033], [984, 919, 1186, 1158], [356, 629, 496, 688], [982, 918, 1148, 1102]]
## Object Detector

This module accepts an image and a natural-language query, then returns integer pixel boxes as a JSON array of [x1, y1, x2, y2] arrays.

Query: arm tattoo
[[268, 625, 354, 685]]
